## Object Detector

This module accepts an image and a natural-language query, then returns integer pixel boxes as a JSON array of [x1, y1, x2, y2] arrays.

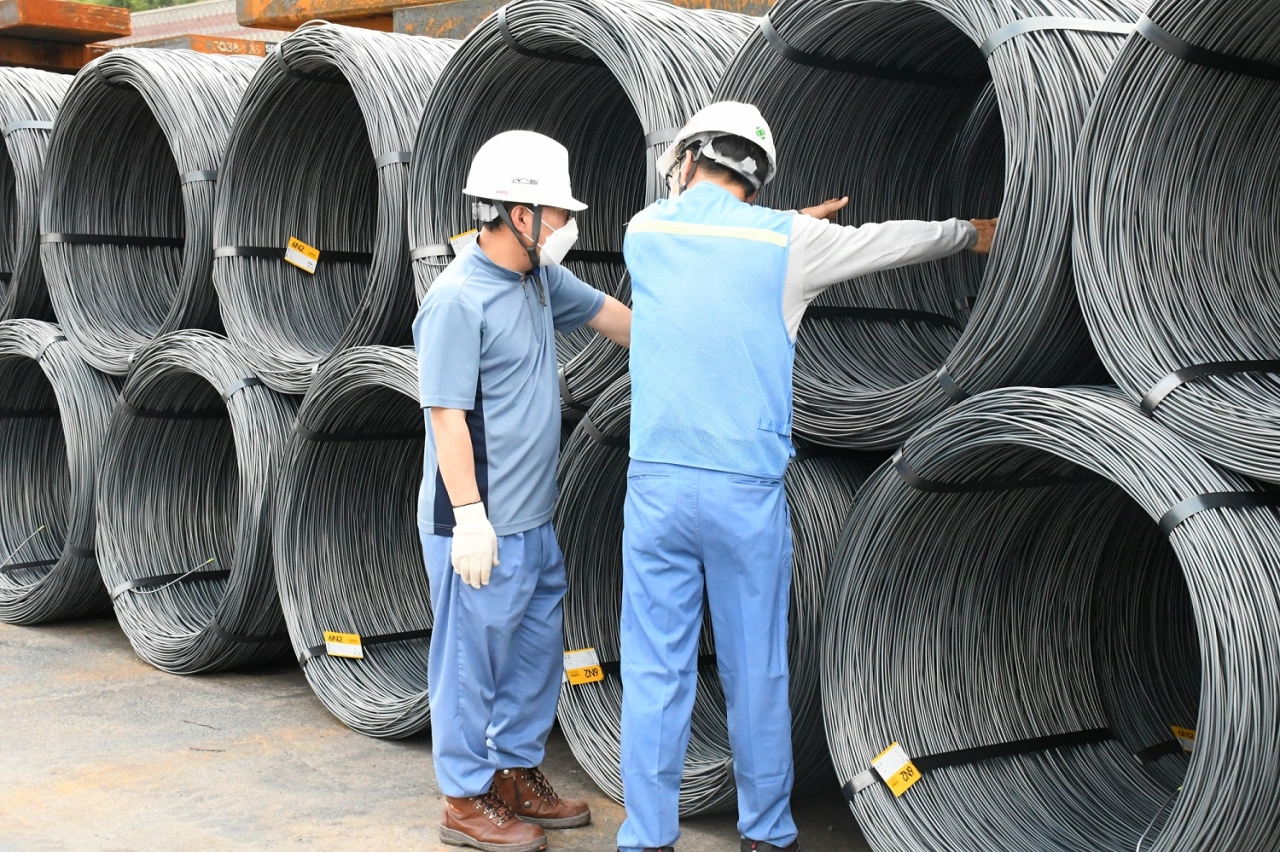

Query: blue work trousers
[[421, 520, 568, 798], [617, 460, 797, 851]]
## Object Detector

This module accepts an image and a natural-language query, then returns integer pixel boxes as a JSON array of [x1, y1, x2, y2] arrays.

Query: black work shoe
[[741, 840, 799, 852]]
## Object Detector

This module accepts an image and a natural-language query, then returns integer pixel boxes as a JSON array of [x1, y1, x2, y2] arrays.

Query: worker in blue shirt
[[617, 101, 996, 852], [414, 130, 631, 852]]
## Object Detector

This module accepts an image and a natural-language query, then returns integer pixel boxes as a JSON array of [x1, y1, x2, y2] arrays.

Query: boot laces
[[522, 767, 560, 803], [476, 789, 517, 826]]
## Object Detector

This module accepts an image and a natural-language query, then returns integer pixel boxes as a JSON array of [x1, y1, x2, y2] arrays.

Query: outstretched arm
[[587, 295, 632, 349]]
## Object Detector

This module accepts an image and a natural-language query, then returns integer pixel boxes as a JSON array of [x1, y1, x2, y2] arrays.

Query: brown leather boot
[[440, 790, 547, 851], [492, 766, 592, 828]]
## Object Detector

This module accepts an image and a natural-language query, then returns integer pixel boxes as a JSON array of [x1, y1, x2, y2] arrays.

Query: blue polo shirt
[[414, 242, 605, 537]]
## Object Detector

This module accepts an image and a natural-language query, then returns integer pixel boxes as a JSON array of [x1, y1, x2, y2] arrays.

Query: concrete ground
[[0, 618, 870, 852]]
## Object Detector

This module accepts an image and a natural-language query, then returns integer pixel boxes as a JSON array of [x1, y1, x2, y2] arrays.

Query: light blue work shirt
[[413, 241, 605, 536]]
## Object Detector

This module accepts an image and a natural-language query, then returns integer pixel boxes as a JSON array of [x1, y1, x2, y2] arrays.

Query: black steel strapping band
[[792, 446, 864, 462], [41, 233, 184, 249], [0, 408, 58, 418], [596, 654, 717, 678], [644, 127, 681, 148], [844, 727, 1114, 800], [1137, 16, 1280, 82], [294, 425, 421, 443], [1133, 739, 1183, 764], [66, 545, 94, 558], [374, 150, 412, 168], [497, 4, 603, 67], [759, 14, 984, 89], [37, 334, 66, 361], [558, 366, 588, 413], [936, 365, 970, 402], [299, 627, 433, 665], [0, 272, 8, 282], [210, 621, 289, 645], [582, 416, 628, 450], [118, 401, 225, 420], [213, 245, 373, 264], [980, 17, 1134, 58], [110, 568, 230, 600], [1159, 491, 1280, 535], [954, 295, 976, 311], [410, 243, 621, 264], [806, 306, 961, 329], [181, 169, 217, 184], [0, 558, 57, 574], [3, 120, 54, 136], [894, 450, 1101, 494], [222, 377, 262, 401], [1141, 359, 1280, 414]]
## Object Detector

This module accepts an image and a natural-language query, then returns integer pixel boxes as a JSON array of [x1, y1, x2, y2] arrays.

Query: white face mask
[[525, 216, 579, 267]]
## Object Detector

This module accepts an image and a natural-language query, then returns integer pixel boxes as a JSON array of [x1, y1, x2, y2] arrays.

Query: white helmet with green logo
[[657, 101, 777, 191]]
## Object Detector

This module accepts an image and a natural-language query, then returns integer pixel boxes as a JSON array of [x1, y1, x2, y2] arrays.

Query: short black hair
[[688, 134, 768, 196]]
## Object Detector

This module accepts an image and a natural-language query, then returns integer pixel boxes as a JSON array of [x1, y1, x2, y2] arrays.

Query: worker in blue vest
[[617, 101, 996, 852], [415, 130, 631, 852]]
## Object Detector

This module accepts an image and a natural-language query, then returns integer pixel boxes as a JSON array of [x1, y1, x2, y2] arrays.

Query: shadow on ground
[[0, 619, 870, 852]]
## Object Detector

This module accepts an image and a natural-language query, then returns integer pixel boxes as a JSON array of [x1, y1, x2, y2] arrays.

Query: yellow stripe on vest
[[628, 219, 789, 247]]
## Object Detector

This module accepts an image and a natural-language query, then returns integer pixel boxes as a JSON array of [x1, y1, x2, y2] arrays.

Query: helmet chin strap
[[496, 203, 546, 303]]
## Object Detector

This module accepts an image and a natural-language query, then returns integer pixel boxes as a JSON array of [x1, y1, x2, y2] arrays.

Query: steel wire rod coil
[[715, 0, 1141, 449], [39, 49, 260, 377], [0, 69, 69, 322], [273, 345, 433, 738], [823, 385, 1280, 851], [554, 374, 879, 815], [0, 319, 115, 624], [407, 0, 756, 419], [96, 330, 296, 674], [1075, 0, 1280, 484], [214, 24, 458, 395]]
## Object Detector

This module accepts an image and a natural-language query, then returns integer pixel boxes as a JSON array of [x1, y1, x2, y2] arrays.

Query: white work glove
[[451, 502, 499, 589]]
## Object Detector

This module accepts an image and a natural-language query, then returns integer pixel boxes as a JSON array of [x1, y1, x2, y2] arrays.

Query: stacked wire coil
[[715, 0, 1141, 449], [1074, 0, 1280, 484], [554, 374, 878, 814], [0, 320, 115, 624], [407, 0, 755, 418], [96, 331, 295, 674], [214, 23, 458, 395], [0, 69, 69, 321], [823, 386, 1280, 851], [273, 345, 433, 738], [39, 49, 260, 377]]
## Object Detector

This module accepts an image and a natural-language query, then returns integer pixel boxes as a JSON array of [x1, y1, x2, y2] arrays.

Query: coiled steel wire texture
[[715, 0, 1141, 449], [0, 320, 115, 624], [554, 374, 879, 815], [824, 386, 1280, 851], [40, 49, 260, 377], [407, 0, 755, 419], [96, 331, 295, 674], [214, 24, 458, 395], [0, 69, 69, 321], [1075, 0, 1280, 484], [274, 345, 433, 738]]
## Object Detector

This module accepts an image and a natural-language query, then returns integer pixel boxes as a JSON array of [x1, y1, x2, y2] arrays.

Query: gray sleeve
[[781, 214, 978, 339]]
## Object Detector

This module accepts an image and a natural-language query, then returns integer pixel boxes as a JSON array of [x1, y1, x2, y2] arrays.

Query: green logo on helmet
[[755, 126, 766, 139]]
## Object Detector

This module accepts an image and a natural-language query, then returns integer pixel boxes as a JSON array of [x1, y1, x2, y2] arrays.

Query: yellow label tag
[[1171, 726, 1196, 753], [284, 236, 320, 274], [563, 647, 604, 685], [449, 228, 479, 254], [324, 630, 363, 659], [872, 742, 921, 798]]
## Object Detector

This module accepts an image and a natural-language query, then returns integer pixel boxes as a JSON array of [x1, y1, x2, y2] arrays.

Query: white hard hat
[[657, 101, 777, 188], [462, 130, 587, 212]]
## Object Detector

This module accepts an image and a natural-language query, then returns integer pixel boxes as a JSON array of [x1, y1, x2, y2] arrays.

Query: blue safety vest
[[624, 182, 796, 477]]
